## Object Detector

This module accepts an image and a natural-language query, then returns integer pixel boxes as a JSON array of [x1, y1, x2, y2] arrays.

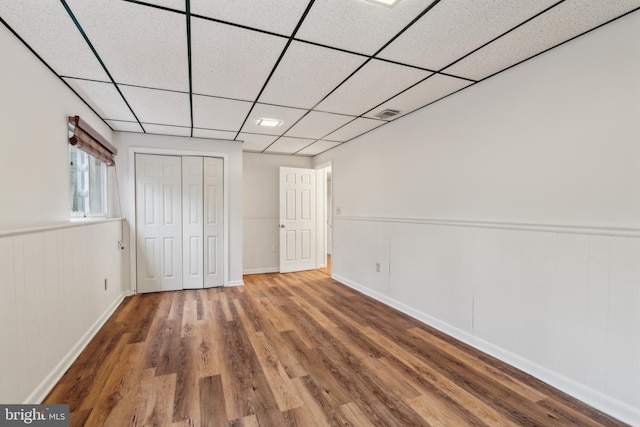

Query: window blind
[[68, 116, 117, 166]]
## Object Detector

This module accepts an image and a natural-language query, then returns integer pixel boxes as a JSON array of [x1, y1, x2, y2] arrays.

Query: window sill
[[71, 216, 110, 223]]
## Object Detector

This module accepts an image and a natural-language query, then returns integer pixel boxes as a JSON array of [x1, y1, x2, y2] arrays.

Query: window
[[70, 144, 106, 217], [67, 115, 116, 218]]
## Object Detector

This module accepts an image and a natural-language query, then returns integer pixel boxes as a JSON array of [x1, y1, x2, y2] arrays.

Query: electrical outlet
[[375, 262, 380, 272], [104, 278, 108, 290]]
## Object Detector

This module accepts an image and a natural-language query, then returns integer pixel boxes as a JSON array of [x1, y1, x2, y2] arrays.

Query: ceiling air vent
[[374, 109, 400, 120]]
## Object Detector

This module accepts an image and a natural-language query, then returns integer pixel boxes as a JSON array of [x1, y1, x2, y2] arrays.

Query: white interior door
[[279, 167, 316, 273], [136, 154, 182, 293], [182, 157, 204, 289], [204, 157, 224, 287]]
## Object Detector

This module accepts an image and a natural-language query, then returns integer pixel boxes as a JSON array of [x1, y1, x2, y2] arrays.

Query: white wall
[[113, 132, 244, 287], [0, 221, 126, 404], [0, 24, 128, 403], [243, 152, 312, 273], [0, 24, 113, 230], [314, 11, 640, 425]]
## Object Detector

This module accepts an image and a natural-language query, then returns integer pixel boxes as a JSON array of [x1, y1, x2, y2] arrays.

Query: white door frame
[[128, 147, 230, 293]]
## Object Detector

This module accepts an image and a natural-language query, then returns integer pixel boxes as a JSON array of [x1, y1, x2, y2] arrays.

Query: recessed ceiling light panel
[[363, 0, 401, 8], [257, 118, 282, 127]]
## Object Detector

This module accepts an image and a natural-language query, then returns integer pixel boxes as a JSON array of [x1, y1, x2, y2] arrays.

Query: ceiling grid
[[1, 0, 638, 156]]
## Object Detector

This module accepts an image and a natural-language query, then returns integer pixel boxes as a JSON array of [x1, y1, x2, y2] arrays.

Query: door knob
[[280, 224, 285, 228]]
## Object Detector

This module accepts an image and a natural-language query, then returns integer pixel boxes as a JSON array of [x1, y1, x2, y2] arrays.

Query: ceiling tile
[[0, 0, 108, 81], [315, 59, 431, 116], [259, 41, 367, 109], [141, 1, 185, 12], [237, 133, 279, 152], [264, 137, 315, 155], [296, 140, 342, 156], [191, 0, 309, 35], [240, 104, 308, 136], [284, 111, 354, 139], [378, 0, 559, 71], [324, 117, 385, 142], [64, 78, 136, 121], [296, 0, 434, 55], [105, 120, 143, 133], [120, 86, 191, 127], [5, 0, 634, 158], [142, 124, 192, 137], [364, 74, 473, 120], [445, 0, 640, 81], [192, 95, 252, 131], [65, 0, 189, 91], [191, 17, 288, 100], [192, 128, 238, 140]]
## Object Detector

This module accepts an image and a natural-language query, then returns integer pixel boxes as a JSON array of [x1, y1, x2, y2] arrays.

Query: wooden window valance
[[68, 116, 117, 166]]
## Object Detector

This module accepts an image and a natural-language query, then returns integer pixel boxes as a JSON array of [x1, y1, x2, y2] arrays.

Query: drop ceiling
[[1, 0, 638, 156]]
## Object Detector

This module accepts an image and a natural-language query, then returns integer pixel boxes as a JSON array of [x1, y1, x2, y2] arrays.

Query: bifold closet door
[[136, 154, 183, 293], [136, 154, 223, 293], [203, 157, 223, 287], [182, 156, 223, 288], [182, 157, 205, 288]]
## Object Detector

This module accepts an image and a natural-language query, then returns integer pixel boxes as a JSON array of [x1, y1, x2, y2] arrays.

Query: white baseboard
[[332, 273, 640, 427], [26, 291, 131, 404], [243, 267, 279, 275], [227, 279, 245, 287]]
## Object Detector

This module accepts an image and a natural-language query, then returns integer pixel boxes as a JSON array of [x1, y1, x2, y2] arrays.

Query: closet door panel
[[136, 154, 182, 293], [203, 157, 224, 287], [182, 157, 204, 289]]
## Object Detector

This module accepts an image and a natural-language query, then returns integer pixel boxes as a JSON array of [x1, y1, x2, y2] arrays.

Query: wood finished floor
[[44, 270, 626, 427]]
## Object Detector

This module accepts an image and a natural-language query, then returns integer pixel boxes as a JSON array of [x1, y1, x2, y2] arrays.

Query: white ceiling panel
[[191, 0, 309, 35], [297, 140, 342, 156], [0, 1, 108, 81], [141, 1, 186, 12], [324, 118, 385, 142], [259, 41, 367, 109], [120, 86, 191, 127], [64, 78, 135, 121], [284, 111, 354, 139], [296, 0, 434, 55], [237, 133, 279, 152], [3, 0, 634, 157], [240, 104, 308, 136], [193, 128, 238, 140], [264, 137, 315, 155], [143, 124, 192, 137], [379, 0, 559, 71], [105, 120, 143, 133], [446, 0, 640, 81], [192, 95, 252, 131], [364, 74, 473, 120], [191, 17, 288, 100], [316, 59, 431, 116], [65, 0, 189, 91]]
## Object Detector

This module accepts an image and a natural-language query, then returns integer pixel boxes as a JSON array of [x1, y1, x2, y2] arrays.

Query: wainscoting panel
[[332, 216, 640, 425], [0, 219, 127, 404]]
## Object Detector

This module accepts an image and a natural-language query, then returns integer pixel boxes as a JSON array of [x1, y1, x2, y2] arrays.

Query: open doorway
[[317, 165, 332, 276]]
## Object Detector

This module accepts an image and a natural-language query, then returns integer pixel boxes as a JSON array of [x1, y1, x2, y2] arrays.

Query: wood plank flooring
[[44, 270, 627, 426]]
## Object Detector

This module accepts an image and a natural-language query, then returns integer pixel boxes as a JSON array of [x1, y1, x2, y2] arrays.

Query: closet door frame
[[128, 147, 229, 294]]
